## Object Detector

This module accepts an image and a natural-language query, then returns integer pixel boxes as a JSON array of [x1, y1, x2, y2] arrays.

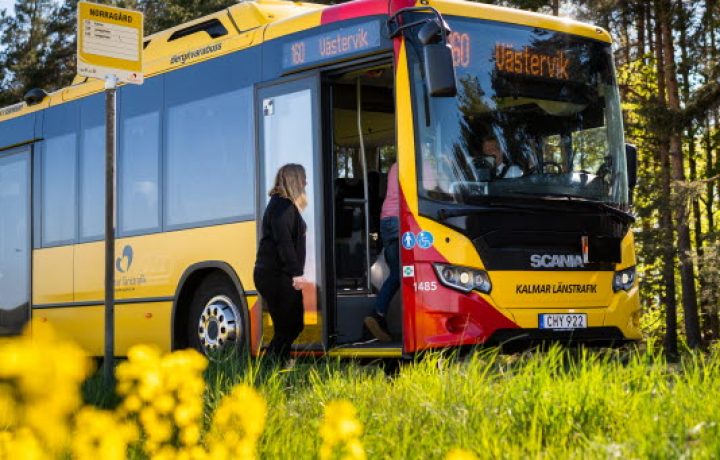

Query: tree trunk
[[678, 1, 708, 341], [660, 0, 702, 349], [647, 2, 655, 52], [704, 0, 720, 340], [637, 1, 646, 60], [654, 0, 679, 358], [617, 0, 631, 65]]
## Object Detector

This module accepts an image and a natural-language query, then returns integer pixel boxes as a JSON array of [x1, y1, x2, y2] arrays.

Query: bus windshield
[[408, 17, 629, 207]]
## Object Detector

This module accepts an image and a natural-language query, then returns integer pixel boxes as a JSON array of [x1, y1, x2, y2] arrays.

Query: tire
[[186, 273, 246, 360]]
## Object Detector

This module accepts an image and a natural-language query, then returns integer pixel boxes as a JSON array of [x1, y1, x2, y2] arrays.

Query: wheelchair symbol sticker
[[417, 231, 434, 249], [402, 232, 416, 250]]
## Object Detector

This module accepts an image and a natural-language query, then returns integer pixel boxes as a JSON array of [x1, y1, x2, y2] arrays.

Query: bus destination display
[[283, 21, 382, 70], [494, 43, 571, 80]]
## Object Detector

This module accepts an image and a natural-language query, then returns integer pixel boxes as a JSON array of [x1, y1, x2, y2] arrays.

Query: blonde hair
[[269, 163, 308, 211]]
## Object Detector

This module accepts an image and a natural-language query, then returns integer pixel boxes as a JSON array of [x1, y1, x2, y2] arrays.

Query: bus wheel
[[187, 275, 245, 360]]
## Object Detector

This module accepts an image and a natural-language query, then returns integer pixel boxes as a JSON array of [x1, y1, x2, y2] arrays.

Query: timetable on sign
[[83, 20, 140, 62]]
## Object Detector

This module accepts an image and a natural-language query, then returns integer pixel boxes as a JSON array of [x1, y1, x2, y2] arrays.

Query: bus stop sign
[[77, 2, 143, 84]]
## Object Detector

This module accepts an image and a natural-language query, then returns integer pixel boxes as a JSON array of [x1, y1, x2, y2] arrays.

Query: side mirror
[[625, 143, 637, 201], [423, 44, 457, 97], [417, 19, 457, 97]]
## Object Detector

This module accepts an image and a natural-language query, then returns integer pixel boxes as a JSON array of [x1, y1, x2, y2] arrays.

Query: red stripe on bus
[[320, 0, 415, 25], [397, 188, 519, 352]]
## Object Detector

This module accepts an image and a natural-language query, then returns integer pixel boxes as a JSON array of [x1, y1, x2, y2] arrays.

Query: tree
[[0, 0, 60, 105], [137, 0, 238, 35]]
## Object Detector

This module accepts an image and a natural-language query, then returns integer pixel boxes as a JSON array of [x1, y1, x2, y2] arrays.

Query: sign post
[[77, 1, 143, 387]]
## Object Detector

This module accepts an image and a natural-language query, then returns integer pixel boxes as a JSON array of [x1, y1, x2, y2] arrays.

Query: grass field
[[78, 344, 720, 459], [4, 331, 720, 459]]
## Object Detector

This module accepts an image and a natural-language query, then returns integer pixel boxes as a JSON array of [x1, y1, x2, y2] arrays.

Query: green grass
[[84, 346, 720, 459]]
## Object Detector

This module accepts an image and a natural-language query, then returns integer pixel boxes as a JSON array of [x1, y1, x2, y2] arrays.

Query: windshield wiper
[[503, 191, 635, 222], [437, 198, 564, 220], [437, 193, 634, 223]]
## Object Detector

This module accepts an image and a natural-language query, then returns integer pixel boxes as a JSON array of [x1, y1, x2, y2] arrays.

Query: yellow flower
[[0, 384, 18, 427], [71, 407, 137, 460], [0, 326, 90, 454], [180, 423, 201, 446], [0, 428, 44, 460], [320, 400, 366, 460], [154, 394, 176, 414], [123, 394, 142, 413], [207, 384, 267, 460], [116, 345, 207, 457], [445, 448, 478, 460]]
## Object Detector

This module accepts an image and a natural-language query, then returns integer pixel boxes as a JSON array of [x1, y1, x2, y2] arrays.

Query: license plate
[[539, 313, 587, 330]]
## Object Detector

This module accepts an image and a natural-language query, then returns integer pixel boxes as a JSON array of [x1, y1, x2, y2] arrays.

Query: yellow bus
[[0, 0, 641, 359]]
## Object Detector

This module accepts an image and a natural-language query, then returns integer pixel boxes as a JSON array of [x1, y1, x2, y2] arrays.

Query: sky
[[0, 1, 578, 21], [0, 0, 13, 15]]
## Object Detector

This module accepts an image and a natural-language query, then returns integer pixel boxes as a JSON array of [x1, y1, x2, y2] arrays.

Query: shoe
[[364, 314, 392, 342]]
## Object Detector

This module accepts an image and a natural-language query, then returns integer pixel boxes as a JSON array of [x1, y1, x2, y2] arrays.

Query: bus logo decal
[[170, 43, 222, 66], [116, 245, 134, 273], [530, 254, 584, 269]]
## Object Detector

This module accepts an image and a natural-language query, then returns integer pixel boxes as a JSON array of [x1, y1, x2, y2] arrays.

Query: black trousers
[[254, 268, 304, 361]]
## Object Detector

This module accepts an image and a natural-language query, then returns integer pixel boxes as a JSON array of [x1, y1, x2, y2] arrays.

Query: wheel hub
[[197, 295, 241, 354]]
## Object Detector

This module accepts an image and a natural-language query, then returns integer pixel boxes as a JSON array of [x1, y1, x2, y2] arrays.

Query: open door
[[326, 62, 402, 350], [256, 76, 327, 351], [0, 147, 31, 336]]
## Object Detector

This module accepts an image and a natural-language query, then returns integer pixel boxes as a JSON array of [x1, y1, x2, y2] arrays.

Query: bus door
[[0, 147, 31, 336], [325, 62, 401, 348], [256, 75, 327, 352]]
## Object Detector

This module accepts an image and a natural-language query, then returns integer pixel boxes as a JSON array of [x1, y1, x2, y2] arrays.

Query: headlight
[[612, 266, 636, 292], [433, 263, 492, 294]]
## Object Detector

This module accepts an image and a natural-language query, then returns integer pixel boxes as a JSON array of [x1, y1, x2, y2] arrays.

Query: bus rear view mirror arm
[[388, 6, 457, 97]]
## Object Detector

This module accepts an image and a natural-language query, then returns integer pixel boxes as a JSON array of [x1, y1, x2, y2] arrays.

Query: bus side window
[[41, 102, 79, 247], [119, 77, 163, 235], [163, 58, 255, 229], [42, 133, 77, 246], [164, 87, 253, 228], [79, 95, 106, 241]]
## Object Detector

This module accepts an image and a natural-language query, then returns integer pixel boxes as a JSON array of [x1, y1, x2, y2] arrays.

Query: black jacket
[[255, 195, 307, 277]]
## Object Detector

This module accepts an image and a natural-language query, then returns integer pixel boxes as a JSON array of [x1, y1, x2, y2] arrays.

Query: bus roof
[[0, 0, 610, 123]]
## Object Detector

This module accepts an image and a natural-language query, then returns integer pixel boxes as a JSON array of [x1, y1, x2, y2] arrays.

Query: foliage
[[1, 0, 720, 347], [0, 326, 90, 455], [0, 0, 238, 105], [0, 0, 65, 105], [247, 347, 720, 459], [137, 0, 238, 34], [0, 329, 267, 459], [116, 345, 208, 458], [319, 400, 365, 460], [4, 328, 720, 459], [206, 383, 267, 459]]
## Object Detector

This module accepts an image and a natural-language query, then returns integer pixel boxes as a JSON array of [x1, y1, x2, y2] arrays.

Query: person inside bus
[[481, 134, 523, 179], [364, 161, 399, 342], [254, 164, 308, 363]]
